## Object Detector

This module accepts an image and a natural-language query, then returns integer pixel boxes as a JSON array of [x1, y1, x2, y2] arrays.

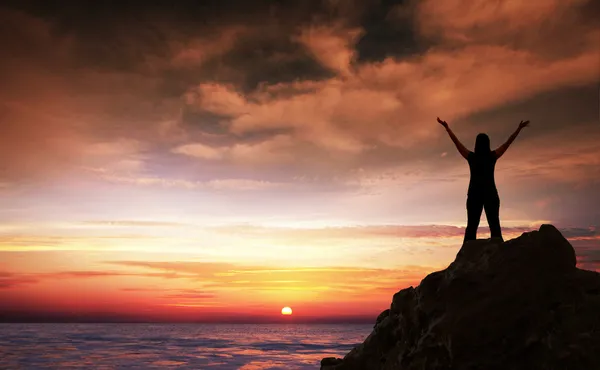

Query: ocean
[[0, 323, 371, 369]]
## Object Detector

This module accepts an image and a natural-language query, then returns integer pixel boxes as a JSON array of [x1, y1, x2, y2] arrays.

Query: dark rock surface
[[321, 224, 600, 370]]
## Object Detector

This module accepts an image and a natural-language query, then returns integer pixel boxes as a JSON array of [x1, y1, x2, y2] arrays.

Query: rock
[[375, 309, 389, 323], [321, 357, 343, 369], [390, 287, 416, 315], [319, 224, 600, 370]]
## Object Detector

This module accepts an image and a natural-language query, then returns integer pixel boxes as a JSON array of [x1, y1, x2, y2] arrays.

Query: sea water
[[0, 323, 371, 369]]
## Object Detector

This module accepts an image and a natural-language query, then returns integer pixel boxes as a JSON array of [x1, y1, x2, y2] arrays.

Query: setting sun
[[281, 307, 293, 315]]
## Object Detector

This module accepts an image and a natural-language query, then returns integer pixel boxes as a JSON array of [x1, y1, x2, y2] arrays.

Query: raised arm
[[494, 120, 529, 159], [438, 117, 470, 160]]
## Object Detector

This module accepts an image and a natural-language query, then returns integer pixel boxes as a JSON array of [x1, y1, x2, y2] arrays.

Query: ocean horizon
[[0, 323, 371, 369]]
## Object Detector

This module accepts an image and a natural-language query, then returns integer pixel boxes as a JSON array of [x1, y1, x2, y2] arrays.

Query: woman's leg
[[484, 195, 503, 240], [465, 196, 484, 242]]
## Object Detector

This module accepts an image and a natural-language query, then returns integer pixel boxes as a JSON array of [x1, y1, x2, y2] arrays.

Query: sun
[[281, 306, 293, 315]]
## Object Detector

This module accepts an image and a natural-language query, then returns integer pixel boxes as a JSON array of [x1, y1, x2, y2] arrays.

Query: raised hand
[[495, 120, 529, 159], [437, 117, 448, 128]]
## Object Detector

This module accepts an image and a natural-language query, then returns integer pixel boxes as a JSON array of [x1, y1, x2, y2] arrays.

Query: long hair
[[474, 133, 491, 154]]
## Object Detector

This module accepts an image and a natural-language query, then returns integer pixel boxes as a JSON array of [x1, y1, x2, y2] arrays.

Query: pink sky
[[1, 0, 599, 322]]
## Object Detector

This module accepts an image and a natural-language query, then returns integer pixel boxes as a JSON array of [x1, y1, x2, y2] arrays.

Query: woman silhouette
[[437, 117, 529, 242]]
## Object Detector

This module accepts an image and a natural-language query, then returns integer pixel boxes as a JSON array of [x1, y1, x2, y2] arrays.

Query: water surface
[[0, 323, 371, 369]]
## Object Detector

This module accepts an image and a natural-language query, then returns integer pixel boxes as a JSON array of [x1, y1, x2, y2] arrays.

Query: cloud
[[84, 139, 144, 157], [186, 80, 389, 154], [204, 179, 284, 191], [49, 271, 135, 278], [561, 227, 599, 239], [172, 143, 226, 160], [181, 14, 597, 164], [0, 272, 38, 288], [0, 234, 163, 252], [1, 2, 599, 280], [109, 260, 435, 294], [229, 135, 297, 164], [500, 130, 600, 184], [94, 171, 285, 191], [294, 24, 363, 76], [414, 0, 594, 49], [185, 83, 248, 117], [168, 26, 247, 68], [110, 261, 236, 275], [162, 291, 217, 300], [0, 8, 171, 183], [2, 0, 598, 189], [81, 220, 191, 227], [0, 269, 195, 289], [121, 287, 216, 300], [206, 223, 537, 240], [0, 6, 251, 185], [574, 242, 600, 272], [172, 134, 296, 164]]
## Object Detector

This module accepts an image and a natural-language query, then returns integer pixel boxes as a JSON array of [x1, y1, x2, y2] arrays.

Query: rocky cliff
[[321, 225, 600, 370]]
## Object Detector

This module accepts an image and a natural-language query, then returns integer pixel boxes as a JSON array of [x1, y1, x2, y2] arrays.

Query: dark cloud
[[461, 84, 600, 139], [213, 34, 334, 92], [3, 0, 324, 69], [1, 0, 423, 84], [355, 0, 426, 62], [561, 228, 599, 239], [180, 109, 231, 136]]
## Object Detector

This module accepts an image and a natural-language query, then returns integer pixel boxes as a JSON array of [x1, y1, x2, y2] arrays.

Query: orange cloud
[[181, 19, 597, 163], [0, 255, 437, 320], [0, 272, 38, 288], [414, 0, 593, 46], [93, 171, 285, 191], [108, 260, 441, 293], [172, 134, 297, 164], [294, 24, 363, 76], [169, 26, 247, 68], [172, 142, 226, 160], [81, 220, 190, 227]]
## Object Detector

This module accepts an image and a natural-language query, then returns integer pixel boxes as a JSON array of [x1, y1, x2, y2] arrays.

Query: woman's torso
[[467, 151, 498, 198]]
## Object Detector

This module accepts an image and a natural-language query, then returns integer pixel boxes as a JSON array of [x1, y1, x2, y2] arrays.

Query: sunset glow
[[0, 0, 599, 323]]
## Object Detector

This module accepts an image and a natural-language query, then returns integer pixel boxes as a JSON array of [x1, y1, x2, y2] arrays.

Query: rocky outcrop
[[321, 225, 600, 370]]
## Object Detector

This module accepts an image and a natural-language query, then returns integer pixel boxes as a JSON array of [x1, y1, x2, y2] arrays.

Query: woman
[[437, 117, 529, 242]]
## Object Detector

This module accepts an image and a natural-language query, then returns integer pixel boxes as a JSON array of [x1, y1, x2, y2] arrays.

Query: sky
[[1, 0, 599, 323]]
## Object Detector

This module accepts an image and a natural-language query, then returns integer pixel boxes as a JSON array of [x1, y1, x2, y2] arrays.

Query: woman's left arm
[[494, 120, 529, 159]]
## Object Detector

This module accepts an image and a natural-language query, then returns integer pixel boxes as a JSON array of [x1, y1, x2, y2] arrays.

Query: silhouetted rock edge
[[320, 224, 600, 370]]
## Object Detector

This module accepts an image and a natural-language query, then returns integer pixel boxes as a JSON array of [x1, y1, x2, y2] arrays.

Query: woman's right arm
[[438, 117, 470, 160], [494, 120, 529, 159]]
